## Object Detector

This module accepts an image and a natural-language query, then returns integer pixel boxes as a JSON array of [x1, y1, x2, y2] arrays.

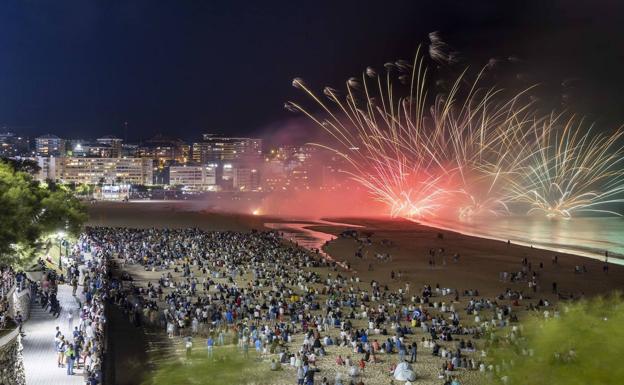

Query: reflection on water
[[421, 216, 624, 266], [265, 220, 362, 267], [266, 216, 624, 267]]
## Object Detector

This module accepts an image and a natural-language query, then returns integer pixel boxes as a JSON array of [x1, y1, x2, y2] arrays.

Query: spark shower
[[287, 48, 624, 220]]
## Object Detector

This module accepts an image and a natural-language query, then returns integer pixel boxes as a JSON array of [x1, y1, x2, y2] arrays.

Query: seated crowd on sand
[[82, 226, 560, 385]]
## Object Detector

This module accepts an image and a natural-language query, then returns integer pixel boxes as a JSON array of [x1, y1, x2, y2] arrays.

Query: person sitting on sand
[[348, 364, 360, 377], [270, 359, 281, 371], [358, 358, 366, 372]]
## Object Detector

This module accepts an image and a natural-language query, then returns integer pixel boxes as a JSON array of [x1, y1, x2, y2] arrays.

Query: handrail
[[0, 326, 19, 349]]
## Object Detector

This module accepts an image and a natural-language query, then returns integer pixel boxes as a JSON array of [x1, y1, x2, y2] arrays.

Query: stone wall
[[0, 284, 30, 385], [0, 327, 26, 385]]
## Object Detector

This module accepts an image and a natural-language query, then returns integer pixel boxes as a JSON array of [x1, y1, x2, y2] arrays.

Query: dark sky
[[1, 0, 623, 142]]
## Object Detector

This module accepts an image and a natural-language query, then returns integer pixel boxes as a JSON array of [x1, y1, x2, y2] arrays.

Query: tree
[[0, 157, 40, 174], [0, 160, 87, 266], [75, 183, 93, 196]]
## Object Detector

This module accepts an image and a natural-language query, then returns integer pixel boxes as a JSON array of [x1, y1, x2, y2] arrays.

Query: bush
[[486, 294, 624, 385]]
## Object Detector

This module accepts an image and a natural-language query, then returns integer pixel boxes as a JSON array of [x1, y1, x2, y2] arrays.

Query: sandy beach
[[88, 201, 624, 299], [88, 201, 624, 385]]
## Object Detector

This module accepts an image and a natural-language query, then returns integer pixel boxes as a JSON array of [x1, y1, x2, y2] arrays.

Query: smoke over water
[[254, 117, 387, 218], [257, 189, 385, 218]]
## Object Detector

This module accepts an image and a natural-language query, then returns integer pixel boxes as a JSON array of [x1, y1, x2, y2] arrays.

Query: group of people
[[1, 223, 572, 385], [0, 266, 23, 330], [75, 225, 555, 385], [0, 266, 29, 337], [38, 236, 110, 384]]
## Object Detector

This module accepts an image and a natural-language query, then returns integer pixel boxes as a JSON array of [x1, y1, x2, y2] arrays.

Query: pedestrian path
[[22, 284, 85, 385]]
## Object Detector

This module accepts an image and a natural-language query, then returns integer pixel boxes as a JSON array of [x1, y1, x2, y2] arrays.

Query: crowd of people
[[1, 223, 569, 385], [0, 266, 28, 333], [34, 237, 110, 384], [1, 266, 17, 329], [76, 225, 555, 385]]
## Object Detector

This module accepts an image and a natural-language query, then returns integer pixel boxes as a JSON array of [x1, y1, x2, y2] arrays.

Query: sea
[[421, 216, 624, 266], [266, 216, 624, 266]]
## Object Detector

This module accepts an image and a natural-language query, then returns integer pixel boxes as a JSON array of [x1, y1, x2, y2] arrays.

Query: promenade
[[22, 284, 85, 385]]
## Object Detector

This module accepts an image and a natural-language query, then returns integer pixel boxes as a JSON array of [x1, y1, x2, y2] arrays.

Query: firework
[[289, 49, 624, 219], [509, 115, 624, 218]]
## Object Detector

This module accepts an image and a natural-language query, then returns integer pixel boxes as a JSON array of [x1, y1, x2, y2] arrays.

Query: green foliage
[[0, 157, 41, 174], [75, 183, 94, 196], [0, 160, 87, 266], [486, 294, 624, 385], [145, 346, 277, 385]]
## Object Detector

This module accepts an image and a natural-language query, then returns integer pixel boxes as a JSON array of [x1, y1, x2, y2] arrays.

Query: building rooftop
[[36, 134, 61, 140]]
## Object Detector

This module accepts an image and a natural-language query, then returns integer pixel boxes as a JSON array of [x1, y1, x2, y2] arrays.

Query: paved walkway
[[22, 284, 85, 385]]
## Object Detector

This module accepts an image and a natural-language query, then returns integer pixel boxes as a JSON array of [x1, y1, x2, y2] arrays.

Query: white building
[[36, 156, 153, 185], [36, 156, 59, 181], [169, 164, 218, 190]]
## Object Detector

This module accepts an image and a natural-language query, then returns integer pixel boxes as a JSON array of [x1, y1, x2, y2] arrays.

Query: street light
[[55, 231, 66, 271]]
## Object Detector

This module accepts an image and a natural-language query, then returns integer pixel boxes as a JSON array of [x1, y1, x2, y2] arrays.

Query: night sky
[[1, 1, 623, 142]]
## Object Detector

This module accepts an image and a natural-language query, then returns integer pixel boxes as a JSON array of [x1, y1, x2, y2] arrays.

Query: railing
[[0, 275, 15, 298], [0, 324, 19, 350]]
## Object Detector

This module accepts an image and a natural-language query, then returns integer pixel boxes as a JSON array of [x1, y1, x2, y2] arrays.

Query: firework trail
[[288, 49, 450, 217], [428, 31, 457, 64], [509, 115, 624, 218], [288, 49, 624, 219]]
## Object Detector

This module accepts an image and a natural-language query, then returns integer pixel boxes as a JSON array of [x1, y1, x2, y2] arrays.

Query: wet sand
[[315, 217, 624, 299]]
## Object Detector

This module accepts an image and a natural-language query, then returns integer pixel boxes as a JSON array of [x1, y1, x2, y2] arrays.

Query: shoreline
[[90, 200, 623, 266], [319, 216, 623, 267], [417, 218, 623, 266], [87, 201, 624, 298]]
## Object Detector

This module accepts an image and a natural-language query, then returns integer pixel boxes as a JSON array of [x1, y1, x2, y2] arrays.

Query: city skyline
[[20, 130, 340, 197]]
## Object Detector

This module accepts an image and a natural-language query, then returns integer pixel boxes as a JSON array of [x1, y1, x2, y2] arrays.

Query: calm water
[[421, 216, 624, 266], [265, 220, 362, 268], [266, 216, 624, 267]]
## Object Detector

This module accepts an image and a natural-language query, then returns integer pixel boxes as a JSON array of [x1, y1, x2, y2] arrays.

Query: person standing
[[15, 312, 24, 337], [206, 335, 214, 359], [242, 337, 249, 358], [185, 336, 193, 359], [296, 365, 305, 385], [398, 340, 406, 362], [56, 335, 66, 368], [409, 342, 418, 363], [65, 344, 76, 375], [218, 330, 225, 346], [71, 275, 79, 296]]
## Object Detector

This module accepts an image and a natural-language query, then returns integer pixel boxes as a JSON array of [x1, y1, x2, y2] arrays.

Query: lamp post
[[56, 231, 66, 271], [58, 237, 62, 270]]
